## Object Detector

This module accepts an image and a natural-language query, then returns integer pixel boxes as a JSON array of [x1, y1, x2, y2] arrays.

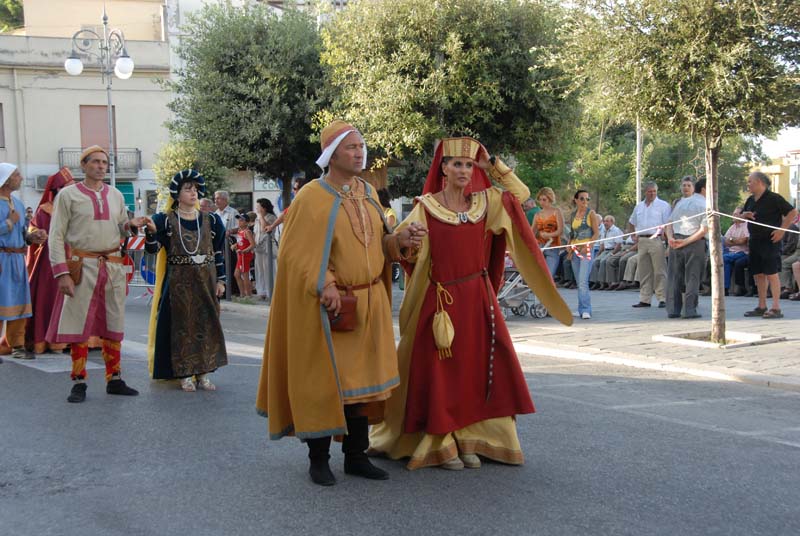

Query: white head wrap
[[0, 163, 18, 188], [315, 128, 368, 171]]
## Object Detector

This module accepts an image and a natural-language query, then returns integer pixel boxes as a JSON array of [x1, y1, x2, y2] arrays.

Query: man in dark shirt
[[741, 171, 798, 318]]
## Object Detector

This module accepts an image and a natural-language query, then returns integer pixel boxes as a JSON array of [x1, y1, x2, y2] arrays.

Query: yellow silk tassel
[[433, 282, 455, 359]]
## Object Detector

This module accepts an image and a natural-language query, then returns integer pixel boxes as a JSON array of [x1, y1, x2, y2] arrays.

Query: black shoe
[[667, 313, 680, 318], [106, 379, 139, 396], [632, 302, 651, 308], [658, 301, 666, 308], [67, 383, 87, 403], [344, 455, 389, 480], [309, 458, 336, 486], [682, 313, 702, 319]]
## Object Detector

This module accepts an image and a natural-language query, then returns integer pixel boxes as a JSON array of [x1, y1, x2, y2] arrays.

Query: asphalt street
[[1, 297, 799, 535]]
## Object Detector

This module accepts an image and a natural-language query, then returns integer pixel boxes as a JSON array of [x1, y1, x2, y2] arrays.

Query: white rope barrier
[[540, 209, 800, 253]]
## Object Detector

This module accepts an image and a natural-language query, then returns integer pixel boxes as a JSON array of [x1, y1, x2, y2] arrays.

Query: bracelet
[[323, 280, 337, 290]]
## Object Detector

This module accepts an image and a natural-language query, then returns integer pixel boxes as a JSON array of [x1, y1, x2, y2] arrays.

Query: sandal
[[180, 377, 196, 392], [743, 307, 766, 317], [762, 309, 783, 319], [789, 293, 800, 301], [197, 375, 216, 391]]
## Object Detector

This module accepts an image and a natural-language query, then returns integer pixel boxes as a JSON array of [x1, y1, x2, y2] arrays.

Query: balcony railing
[[58, 147, 142, 178]]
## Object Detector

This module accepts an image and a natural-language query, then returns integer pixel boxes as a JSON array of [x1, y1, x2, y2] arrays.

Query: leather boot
[[343, 413, 389, 480], [307, 436, 335, 486]]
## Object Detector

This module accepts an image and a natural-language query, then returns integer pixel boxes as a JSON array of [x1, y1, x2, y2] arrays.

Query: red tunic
[[403, 210, 535, 435]]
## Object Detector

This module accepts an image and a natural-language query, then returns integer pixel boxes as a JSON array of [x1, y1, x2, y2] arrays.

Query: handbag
[[66, 257, 83, 286], [328, 287, 357, 332]]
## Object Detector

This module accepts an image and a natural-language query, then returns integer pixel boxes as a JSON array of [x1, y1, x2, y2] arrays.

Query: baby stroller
[[497, 254, 548, 319]]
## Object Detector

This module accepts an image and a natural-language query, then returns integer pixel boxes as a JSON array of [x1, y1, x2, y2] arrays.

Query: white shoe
[[581, 312, 591, 320], [572, 311, 580, 318], [460, 454, 481, 468], [440, 457, 464, 471], [197, 374, 216, 391], [180, 377, 196, 392]]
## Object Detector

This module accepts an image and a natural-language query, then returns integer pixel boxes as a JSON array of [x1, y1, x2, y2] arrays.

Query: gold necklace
[[441, 190, 469, 213]]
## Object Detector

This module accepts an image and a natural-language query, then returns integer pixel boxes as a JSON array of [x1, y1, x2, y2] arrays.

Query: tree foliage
[[165, 2, 325, 187], [561, 0, 800, 143], [152, 139, 227, 205], [320, 0, 580, 189], [0, 0, 23, 33]]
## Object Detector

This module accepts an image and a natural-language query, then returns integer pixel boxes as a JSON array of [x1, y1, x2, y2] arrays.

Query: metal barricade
[[123, 234, 156, 304]]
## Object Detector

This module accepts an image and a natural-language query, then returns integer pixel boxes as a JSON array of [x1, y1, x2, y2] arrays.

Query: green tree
[[320, 0, 580, 192], [0, 0, 23, 33], [152, 139, 227, 208], [563, 0, 800, 342], [165, 2, 325, 205]]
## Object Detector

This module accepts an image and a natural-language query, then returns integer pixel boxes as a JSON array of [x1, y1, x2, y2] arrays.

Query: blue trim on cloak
[[342, 376, 400, 398]]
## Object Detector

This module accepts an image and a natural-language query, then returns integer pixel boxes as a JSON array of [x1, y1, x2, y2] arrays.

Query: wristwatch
[[489, 155, 496, 165]]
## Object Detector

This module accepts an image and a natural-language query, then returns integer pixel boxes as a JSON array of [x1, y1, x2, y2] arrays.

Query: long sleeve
[[48, 190, 70, 279], [144, 213, 168, 255], [211, 213, 226, 281], [487, 158, 530, 203]]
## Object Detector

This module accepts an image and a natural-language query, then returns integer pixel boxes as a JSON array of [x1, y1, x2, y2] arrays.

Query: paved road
[[2, 298, 800, 535]]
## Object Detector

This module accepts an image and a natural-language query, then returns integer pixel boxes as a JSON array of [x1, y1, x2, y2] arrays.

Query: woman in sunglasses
[[567, 190, 599, 319]]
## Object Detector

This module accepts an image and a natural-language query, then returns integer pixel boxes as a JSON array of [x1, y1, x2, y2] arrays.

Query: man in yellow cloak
[[255, 121, 422, 486]]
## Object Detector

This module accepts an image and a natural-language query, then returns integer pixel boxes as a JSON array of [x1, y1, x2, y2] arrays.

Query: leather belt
[[337, 275, 382, 292], [432, 269, 487, 287], [71, 247, 125, 265], [0, 247, 27, 254]]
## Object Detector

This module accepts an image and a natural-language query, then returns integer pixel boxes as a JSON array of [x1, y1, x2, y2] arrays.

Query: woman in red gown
[[370, 137, 572, 470], [25, 168, 74, 354]]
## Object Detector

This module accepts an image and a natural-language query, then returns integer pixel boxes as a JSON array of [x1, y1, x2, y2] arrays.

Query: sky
[[760, 127, 800, 158]]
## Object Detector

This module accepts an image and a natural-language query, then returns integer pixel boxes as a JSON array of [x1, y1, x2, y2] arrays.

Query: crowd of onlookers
[[524, 173, 800, 319]]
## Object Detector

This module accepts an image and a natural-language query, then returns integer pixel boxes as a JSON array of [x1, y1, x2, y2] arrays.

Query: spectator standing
[[214, 190, 239, 295], [254, 198, 278, 301], [567, 190, 599, 319], [664, 177, 707, 319], [232, 212, 255, 299], [742, 172, 798, 318], [532, 187, 563, 277], [629, 181, 671, 308]]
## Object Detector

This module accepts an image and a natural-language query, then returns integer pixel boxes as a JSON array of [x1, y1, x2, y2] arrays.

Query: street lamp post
[[64, 7, 134, 188]]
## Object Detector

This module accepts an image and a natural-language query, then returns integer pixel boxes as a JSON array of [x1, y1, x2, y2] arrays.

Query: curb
[[514, 341, 800, 393]]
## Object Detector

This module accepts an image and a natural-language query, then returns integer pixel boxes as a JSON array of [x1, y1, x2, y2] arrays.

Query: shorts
[[748, 238, 781, 276], [236, 252, 254, 274]]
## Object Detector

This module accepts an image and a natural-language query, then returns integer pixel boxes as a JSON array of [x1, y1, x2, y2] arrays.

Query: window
[[229, 192, 253, 213], [79, 105, 116, 151]]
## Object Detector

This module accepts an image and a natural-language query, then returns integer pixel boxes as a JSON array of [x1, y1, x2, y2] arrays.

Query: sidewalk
[[505, 287, 800, 392], [219, 285, 800, 392]]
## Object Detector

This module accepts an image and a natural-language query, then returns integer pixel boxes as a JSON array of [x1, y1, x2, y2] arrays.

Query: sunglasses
[[579, 196, 590, 201]]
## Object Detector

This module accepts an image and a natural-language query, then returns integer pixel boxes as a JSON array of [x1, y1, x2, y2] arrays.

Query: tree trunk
[[705, 136, 725, 343]]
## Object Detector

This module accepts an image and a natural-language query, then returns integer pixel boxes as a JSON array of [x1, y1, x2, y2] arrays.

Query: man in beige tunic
[[47, 146, 148, 403]]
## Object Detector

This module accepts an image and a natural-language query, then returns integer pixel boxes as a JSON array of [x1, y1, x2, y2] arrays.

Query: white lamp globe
[[64, 56, 83, 76], [114, 55, 134, 78], [114, 65, 132, 80]]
